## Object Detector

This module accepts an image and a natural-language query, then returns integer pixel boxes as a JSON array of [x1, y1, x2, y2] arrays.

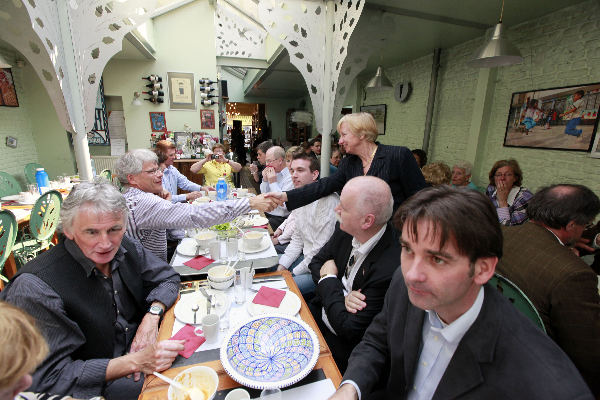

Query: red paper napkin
[[252, 224, 269, 229], [170, 324, 206, 358], [252, 286, 286, 308], [183, 255, 215, 270]]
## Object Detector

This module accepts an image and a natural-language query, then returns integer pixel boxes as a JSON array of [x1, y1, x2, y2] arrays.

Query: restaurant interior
[[0, 0, 599, 398]]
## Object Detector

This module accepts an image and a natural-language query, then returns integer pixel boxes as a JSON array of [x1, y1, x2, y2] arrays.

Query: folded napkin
[[252, 224, 269, 229], [252, 286, 286, 308], [183, 255, 215, 270], [170, 324, 206, 358]]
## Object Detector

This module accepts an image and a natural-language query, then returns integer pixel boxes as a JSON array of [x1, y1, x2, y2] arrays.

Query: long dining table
[[138, 270, 342, 399]]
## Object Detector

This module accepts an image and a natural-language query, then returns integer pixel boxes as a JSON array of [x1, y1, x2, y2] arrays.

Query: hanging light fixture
[[131, 91, 142, 106], [0, 53, 12, 68], [468, 0, 523, 68], [365, 66, 393, 89]]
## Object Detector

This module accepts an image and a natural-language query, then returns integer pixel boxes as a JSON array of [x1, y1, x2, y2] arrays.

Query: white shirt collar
[[351, 224, 387, 257]]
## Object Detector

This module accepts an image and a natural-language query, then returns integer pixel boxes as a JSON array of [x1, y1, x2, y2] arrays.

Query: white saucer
[[177, 239, 208, 257], [247, 289, 301, 317], [238, 235, 271, 253], [174, 290, 230, 324]]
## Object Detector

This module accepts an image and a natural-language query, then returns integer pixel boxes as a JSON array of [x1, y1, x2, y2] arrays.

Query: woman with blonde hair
[[190, 143, 242, 187], [269, 112, 426, 213], [421, 162, 452, 186]]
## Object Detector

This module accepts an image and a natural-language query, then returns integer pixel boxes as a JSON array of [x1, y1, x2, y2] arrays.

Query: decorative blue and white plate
[[220, 315, 320, 390]]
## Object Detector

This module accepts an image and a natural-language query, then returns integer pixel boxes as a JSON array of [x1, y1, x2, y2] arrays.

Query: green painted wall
[[359, 1, 600, 196]]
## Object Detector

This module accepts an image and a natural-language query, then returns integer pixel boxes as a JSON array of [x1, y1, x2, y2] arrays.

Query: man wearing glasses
[[259, 146, 294, 230], [497, 184, 600, 396], [115, 149, 278, 261]]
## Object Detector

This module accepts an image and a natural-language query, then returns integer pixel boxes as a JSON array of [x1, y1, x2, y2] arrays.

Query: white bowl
[[208, 276, 234, 290], [207, 265, 235, 282], [194, 231, 217, 249], [167, 366, 218, 400], [242, 231, 263, 250]]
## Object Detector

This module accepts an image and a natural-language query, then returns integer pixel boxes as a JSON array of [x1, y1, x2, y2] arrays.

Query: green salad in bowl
[[209, 222, 239, 239]]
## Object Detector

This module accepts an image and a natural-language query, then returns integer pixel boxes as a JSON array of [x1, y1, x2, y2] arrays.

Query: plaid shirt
[[486, 185, 533, 226]]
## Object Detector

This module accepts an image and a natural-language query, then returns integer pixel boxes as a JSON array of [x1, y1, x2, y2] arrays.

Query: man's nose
[[404, 258, 426, 282]]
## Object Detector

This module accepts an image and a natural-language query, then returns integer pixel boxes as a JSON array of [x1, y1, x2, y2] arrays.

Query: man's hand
[[203, 186, 216, 192], [264, 192, 288, 205], [328, 383, 359, 400], [263, 167, 277, 183], [249, 194, 278, 213], [158, 190, 172, 201], [186, 191, 203, 202], [249, 163, 258, 174], [573, 237, 594, 254], [129, 311, 161, 380], [131, 340, 185, 378], [273, 228, 282, 238], [345, 290, 366, 314], [277, 264, 287, 271], [272, 236, 280, 245], [320, 260, 338, 276]]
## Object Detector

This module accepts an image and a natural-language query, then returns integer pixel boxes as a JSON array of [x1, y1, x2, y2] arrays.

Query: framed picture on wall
[[590, 131, 600, 158], [360, 104, 387, 135], [0, 68, 19, 107], [149, 112, 167, 132], [503, 82, 600, 151], [167, 72, 196, 110], [200, 109, 215, 129]]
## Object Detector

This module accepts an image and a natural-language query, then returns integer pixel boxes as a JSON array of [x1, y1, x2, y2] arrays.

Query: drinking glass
[[226, 236, 239, 261], [209, 240, 221, 261], [259, 388, 281, 400]]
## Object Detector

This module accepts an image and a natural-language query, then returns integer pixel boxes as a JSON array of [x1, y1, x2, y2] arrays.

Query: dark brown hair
[[154, 140, 175, 165], [292, 152, 320, 173], [488, 159, 523, 187]]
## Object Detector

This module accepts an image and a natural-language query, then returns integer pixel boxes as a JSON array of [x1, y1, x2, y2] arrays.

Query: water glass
[[260, 388, 282, 400], [209, 240, 221, 261], [226, 237, 239, 261], [27, 184, 37, 196], [234, 270, 245, 304]]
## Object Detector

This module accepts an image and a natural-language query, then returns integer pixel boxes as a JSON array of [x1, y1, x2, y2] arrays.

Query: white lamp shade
[[365, 66, 393, 89], [468, 23, 523, 68]]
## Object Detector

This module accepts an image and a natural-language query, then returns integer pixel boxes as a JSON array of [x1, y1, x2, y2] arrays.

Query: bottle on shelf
[[216, 175, 228, 201], [198, 86, 216, 93], [35, 168, 50, 195], [199, 92, 218, 99], [142, 75, 162, 83], [201, 99, 217, 106], [142, 90, 165, 97], [198, 78, 216, 85], [144, 97, 165, 104], [145, 83, 163, 90]]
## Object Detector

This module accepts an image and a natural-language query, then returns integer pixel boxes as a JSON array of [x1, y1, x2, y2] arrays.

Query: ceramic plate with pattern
[[220, 315, 320, 390]]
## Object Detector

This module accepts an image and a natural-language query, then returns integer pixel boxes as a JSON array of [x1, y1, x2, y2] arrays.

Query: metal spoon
[[192, 304, 199, 324]]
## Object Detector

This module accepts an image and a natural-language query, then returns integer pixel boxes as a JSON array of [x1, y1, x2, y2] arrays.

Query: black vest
[[9, 237, 145, 361]]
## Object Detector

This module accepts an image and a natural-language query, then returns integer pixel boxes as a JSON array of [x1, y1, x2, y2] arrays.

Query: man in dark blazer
[[497, 184, 600, 396], [329, 186, 592, 400], [308, 176, 400, 372]]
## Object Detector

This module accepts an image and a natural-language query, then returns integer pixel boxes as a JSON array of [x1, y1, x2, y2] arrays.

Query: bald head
[[344, 176, 393, 226], [266, 146, 286, 172]]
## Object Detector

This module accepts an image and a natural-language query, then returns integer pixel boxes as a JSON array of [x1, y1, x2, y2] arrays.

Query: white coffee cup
[[243, 231, 263, 250], [195, 231, 217, 249], [195, 314, 219, 343], [208, 191, 217, 199], [224, 388, 250, 400], [237, 188, 248, 197]]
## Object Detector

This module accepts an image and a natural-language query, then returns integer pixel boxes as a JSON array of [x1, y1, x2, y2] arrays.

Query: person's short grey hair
[[115, 149, 158, 185], [256, 140, 273, 154], [453, 160, 472, 176], [346, 176, 393, 226], [60, 178, 128, 233], [267, 146, 286, 160]]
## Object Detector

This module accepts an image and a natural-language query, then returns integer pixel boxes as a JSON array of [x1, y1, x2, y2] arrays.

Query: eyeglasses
[[265, 158, 281, 164], [494, 173, 514, 178], [142, 167, 162, 175]]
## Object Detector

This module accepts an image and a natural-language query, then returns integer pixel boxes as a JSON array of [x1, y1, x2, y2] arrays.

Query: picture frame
[[591, 131, 600, 158], [360, 104, 387, 135], [167, 72, 196, 110], [149, 111, 167, 132], [503, 82, 600, 152], [200, 109, 215, 129], [0, 68, 19, 107]]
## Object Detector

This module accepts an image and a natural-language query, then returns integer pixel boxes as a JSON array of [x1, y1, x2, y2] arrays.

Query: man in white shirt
[[154, 140, 206, 203], [329, 186, 592, 400], [308, 176, 400, 372], [260, 146, 294, 230], [276, 153, 339, 295], [560, 89, 585, 138]]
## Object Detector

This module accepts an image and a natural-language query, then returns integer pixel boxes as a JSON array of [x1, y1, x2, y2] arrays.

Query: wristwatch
[[148, 304, 164, 317]]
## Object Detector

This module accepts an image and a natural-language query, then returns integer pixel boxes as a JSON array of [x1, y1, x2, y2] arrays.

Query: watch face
[[149, 305, 164, 315]]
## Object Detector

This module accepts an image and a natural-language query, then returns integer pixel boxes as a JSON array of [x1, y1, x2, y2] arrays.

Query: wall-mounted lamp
[[132, 91, 142, 106]]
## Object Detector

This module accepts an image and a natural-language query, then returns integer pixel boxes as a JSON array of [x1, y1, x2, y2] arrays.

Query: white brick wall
[[0, 47, 40, 189]]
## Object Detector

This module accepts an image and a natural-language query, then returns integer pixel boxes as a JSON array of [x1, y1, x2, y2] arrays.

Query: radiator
[[91, 156, 118, 174]]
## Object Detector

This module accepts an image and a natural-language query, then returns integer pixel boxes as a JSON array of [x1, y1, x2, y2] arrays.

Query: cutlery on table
[[199, 287, 212, 315], [191, 304, 199, 324]]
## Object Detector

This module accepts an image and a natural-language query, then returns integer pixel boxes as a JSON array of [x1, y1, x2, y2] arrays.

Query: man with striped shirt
[[115, 149, 278, 261]]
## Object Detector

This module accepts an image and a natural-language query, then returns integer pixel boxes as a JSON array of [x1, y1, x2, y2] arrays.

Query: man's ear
[[565, 220, 578, 233], [361, 214, 376, 230], [473, 256, 498, 285], [312, 169, 320, 181]]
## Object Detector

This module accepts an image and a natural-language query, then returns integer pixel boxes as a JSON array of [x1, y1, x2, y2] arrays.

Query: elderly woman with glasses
[[486, 159, 533, 226]]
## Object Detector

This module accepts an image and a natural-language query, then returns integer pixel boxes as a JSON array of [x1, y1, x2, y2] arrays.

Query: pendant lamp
[[365, 66, 393, 89]]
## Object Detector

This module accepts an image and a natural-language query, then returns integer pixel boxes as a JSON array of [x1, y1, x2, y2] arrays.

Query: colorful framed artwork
[[167, 72, 196, 110], [149, 111, 167, 132], [201, 109, 215, 129], [360, 104, 387, 135], [503, 82, 600, 152], [0, 68, 19, 107]]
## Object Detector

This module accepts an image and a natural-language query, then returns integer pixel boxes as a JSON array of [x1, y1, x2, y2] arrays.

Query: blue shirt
[[162, 164, 203, 203]]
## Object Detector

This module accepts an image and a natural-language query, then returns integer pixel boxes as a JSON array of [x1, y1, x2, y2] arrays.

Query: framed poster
[[167, 72, 196, 110], [0, 68, 19, 107], [503, 82, 600, 152], [149, 112, 167, 132], [200, 109, 215, 129], [360, 104, 387, 135]]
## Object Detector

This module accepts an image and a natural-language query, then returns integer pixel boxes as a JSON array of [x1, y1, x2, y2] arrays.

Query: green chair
[[0, 210, 18, 283], [0, 172, 22, 198], [13, 190, 62, 267], [99, 169, 112, 181], [24, 163, 43, 185], [488, 273, 546, 333]]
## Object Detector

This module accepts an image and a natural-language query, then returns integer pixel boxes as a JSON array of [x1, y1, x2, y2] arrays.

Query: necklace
[[362, 145, 378, 175]]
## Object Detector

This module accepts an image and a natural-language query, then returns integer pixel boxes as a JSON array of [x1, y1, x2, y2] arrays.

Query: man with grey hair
[[308, 176, 400, 372], [451, 160, 478, 190], [1, 179, 184, 400], [259, 145, 294, 230], [115, 149, 277, 260]]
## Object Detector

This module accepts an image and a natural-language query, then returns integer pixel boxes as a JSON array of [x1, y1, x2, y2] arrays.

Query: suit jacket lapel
[[404, 304, 425, 391], [352, 224, 392, 289]]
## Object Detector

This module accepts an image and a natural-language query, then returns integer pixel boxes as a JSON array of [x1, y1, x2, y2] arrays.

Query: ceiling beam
[[364, 3, 492, 30]]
